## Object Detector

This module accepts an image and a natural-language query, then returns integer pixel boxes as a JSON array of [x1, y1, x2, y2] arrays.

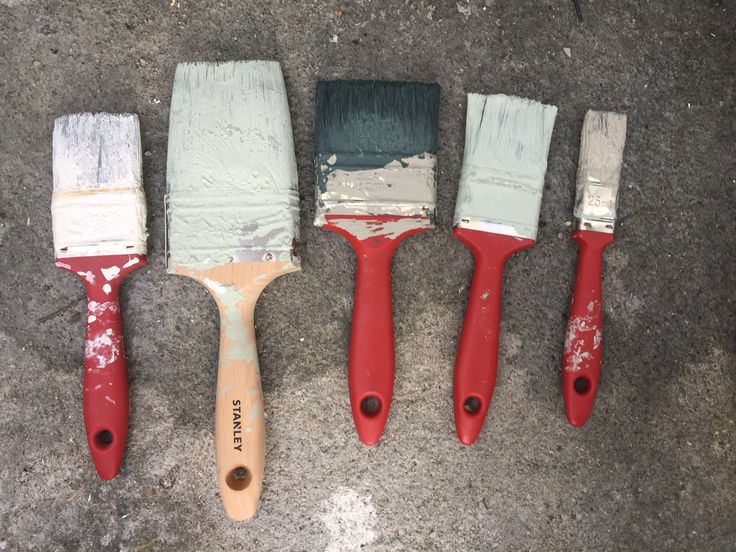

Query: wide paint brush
[[452, 94, 557, 445], [314, 80, 440, 445], [52, 113, 147, 479], [562, 111, 627, 426], [166, 61, 299, 520]]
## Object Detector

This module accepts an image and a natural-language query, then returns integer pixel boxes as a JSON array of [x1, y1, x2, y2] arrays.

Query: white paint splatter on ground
[[320, 487, 377, 552], [605, 250, 644, 325], [501, 332, 522, 358], [457, 1, 471, 16]]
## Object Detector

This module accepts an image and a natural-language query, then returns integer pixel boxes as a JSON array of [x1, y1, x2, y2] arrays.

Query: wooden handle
[[190, 261, 297, 521], [212, 286, 263, 521], [56, 253, 146, 479], [562, 229, 614, 427]]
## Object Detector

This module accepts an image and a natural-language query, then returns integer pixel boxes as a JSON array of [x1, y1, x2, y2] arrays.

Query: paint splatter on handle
[[562, 230, 614, 427], [452, 227, 535, 445], [324, 215, 429, 446], [55, 253, 147, 479], [179, 260, 298, 521], [209, 283, 265, 521]]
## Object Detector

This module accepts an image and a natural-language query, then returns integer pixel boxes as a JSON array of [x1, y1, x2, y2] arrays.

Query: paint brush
[[452, 94, 557, 445], [52, 113, 147, 479], [562, 110, 627, 426], [166, 60, 299, 520], [314, 80, 440, 445]]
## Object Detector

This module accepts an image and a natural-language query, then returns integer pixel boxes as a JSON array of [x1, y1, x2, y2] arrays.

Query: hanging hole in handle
[[360, 395, 382, 418], [463, 396, 482, 415], [574, 376, 591, 394], [94, 429, 114, 449], [226, 466, 251, 491]]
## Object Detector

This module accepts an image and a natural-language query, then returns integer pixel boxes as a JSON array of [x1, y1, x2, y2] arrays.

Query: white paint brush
[[52, 112, 147, 479], [562, 110, 627, 426]]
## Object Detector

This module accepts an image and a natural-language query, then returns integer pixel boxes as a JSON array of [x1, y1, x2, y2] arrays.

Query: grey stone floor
[[0, 1, 734, 550]]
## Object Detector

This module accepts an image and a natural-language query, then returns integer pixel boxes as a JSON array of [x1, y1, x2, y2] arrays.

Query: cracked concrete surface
[[0, 1, 734, 550]]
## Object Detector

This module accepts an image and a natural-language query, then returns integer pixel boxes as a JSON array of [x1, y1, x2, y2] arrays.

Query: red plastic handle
[[452, 228, 535, 445], [562, 230, 614, 427], [55, 253, 146, 479], [325, 216, 427, 445]]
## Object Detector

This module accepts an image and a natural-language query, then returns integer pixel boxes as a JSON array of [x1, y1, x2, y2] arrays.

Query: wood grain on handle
[[562, 229, 614, 427], [56, 253, 146, 480], [189, 261, 297, 521]]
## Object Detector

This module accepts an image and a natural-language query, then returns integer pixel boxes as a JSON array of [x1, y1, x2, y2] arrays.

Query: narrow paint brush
[[562, 110, 627, 426], [167, 60, 299, 520], [314, 80, 440, 445], [452, 94, 557, 445], [52, 113, 148, 479]]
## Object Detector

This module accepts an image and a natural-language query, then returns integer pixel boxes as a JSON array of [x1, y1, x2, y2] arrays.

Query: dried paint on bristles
[[166, 60, 299, 270], [453, 93, 557, 241], [575, 111, 627, 232], [53, 113, 142, 192], [51, 113, 147, 258], [314, 80, 440, 225], [315, 80, 440, 155]]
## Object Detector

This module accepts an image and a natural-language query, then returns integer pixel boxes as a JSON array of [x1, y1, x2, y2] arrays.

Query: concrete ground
[[1, 1, 734, 550]]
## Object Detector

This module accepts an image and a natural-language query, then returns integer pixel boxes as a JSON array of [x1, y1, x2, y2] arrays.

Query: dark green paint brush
[[314, 80, 440, 445]]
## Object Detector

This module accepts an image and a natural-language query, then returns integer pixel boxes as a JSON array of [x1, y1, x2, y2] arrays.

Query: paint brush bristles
[[51, 113, 146, 258], [315, 80, 440, 155], [453, 94, 557, 240], [575, 111, 627, 229], [166, 60, 299, 269], [53, 113, 142, 191], [314, 80, 440, 224]]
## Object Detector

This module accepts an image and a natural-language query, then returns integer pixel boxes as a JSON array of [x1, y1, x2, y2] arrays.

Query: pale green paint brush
[[452, 93, 557, 444], [314, 80, 440, 446], [166, 60, 299, 520]]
